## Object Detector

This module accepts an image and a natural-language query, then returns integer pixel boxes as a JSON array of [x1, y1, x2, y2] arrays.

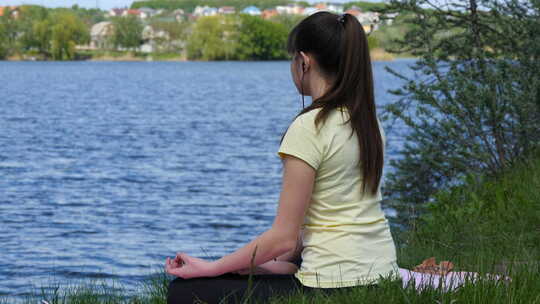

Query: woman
[[165, 11, 400, 303]]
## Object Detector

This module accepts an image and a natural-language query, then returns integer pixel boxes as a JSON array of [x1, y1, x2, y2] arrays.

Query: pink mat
[[398, 268, 509, 291]]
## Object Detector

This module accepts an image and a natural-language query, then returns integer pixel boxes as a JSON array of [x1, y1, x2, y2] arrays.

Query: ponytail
[[287, 12, 383, 195]]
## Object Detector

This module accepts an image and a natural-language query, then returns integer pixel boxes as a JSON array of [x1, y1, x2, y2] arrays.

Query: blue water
[[0, 60, 415, 298]]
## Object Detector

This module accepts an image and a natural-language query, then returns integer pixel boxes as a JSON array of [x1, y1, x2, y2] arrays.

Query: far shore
[[2, 48, 413, 62]]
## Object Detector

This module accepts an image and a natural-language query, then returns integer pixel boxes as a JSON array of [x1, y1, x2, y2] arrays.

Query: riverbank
[[4, 150, 538, 303], [2, 48, 406, 62]]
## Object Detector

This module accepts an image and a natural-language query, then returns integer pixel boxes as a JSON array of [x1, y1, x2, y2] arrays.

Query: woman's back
[[278, 107, 398, 288]]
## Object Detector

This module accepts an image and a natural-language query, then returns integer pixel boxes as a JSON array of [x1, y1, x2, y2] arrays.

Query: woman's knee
[[167, 277, 195, 304]]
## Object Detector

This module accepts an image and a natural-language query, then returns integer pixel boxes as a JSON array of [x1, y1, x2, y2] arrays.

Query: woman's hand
[[165, 253, 220, 279]]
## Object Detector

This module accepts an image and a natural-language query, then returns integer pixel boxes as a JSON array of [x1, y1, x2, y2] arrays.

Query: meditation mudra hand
[[165, 252, 300, 278], [165, 253, 217, 279]]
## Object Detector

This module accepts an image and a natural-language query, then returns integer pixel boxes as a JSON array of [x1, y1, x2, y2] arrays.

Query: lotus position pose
[[165, 11, 400, 303]]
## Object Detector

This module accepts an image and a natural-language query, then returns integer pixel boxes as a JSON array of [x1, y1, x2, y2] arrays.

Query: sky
[[0, 0, 378, 10]]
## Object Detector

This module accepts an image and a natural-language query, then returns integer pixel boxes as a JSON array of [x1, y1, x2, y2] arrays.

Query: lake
[[0, 60, 415, 298]]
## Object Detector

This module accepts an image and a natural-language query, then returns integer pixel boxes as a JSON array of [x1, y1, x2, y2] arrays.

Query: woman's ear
[[299, 51, 310, 73]]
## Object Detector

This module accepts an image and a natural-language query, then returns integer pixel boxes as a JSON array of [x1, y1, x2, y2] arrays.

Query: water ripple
[[0, 60, 415, 298]]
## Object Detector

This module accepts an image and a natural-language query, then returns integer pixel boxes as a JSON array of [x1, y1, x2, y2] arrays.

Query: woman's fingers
[[165, 257, 172, 274], [175, 252, 186, 265], [165, 255, 183, 276]]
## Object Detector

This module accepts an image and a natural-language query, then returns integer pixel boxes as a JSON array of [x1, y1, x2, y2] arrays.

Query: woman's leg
[[167, 273, 304, 304]]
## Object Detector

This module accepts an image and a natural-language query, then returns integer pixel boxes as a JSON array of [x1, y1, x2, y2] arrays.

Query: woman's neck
[[307, 72, 332, 101]]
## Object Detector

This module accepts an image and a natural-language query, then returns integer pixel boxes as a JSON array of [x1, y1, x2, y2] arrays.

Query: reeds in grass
[[5, 153, 540, 303]]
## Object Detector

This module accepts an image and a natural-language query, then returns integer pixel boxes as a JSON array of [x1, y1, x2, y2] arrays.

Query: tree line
[[0, 6, 90, 60], [130, 0, 387, 12], [131, 0, 308, 11], [1, 5, 383, 61]]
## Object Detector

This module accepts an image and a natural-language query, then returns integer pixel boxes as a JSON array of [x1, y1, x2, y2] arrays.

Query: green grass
[[4, 152, 539, 303]]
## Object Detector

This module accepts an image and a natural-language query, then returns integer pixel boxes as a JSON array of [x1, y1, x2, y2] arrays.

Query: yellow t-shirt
[[278, 107, 399, 288]]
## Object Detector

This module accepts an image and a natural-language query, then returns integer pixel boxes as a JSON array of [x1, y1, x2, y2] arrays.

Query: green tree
[[378, 0, 540, 225], [111, 16, 144, 51], [0, 6, 20, 58], [149, 20, 188, 53], [0, 23, 8, 59], [344, 1, 387, 11], [16, 6, 51, 57], [367, 35, 379, 50], [49, 12, 90, 60], [68, 5, 106, 26], [31, 19, 52, 56], [131, 0, 295, 12], [186, 15, 238, 60], [268, 13, 303, 32], [236, 14, 288, 60]]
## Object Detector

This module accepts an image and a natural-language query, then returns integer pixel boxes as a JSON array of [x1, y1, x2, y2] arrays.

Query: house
[[108, 8, 126, 17], [327, 3, 344, 13], [123, 9, 142, 17], [345, 7, 361, 18], [173, 9, 186, 21], [302, 7, 319, 15], [261, 9, 278, 19], [346, 6, 380, 24], [381, 12, 398, 25], [345, 7, 380, 31], [357, 12, 380, 27], [141, 25, 171, 53], [276, 4, 303, 15], [0, 6, 19, 19], [90, 21, 114, 49], [218, 6, 236, 15], [242, 6, 261, 16], [315, 3, 328, 10], [193, 5, 218, 17], [138, 7, 158, 19], [142, 25, 170, 41]]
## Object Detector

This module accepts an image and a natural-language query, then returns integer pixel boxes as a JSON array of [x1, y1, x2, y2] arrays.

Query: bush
[[397, 150, 540, 270], [380, 0, 540, 225]]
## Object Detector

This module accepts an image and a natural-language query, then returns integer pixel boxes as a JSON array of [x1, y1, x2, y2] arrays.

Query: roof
[[345, 8, 361, 16], [91, 21, 113, 37], [110, 8, 125, 15], [0, 6, 17, 17], [126, 9, 141, 15]]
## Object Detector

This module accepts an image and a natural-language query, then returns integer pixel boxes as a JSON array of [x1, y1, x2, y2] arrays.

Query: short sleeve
[[278, 115, 324, 170]]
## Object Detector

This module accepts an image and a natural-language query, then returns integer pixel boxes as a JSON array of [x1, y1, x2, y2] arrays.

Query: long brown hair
[[286, 11, 383, 195]]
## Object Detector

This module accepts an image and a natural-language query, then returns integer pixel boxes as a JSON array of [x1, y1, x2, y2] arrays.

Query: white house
[[302, 7, 319, 15], [140, 25, 171, 53], [357, 11, 380, 26], [218, 6, 236, 14], [327, 3, 344, 13], [107, 8, 125, 17], [381, 12, 399, 25], [276, 4, 303, 15], [242, 6, 261, 15], [193, 5, 218, 17], [138, 7, 158, 19], [90, 21, 114, 49], [172, 9, 185, 21]]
